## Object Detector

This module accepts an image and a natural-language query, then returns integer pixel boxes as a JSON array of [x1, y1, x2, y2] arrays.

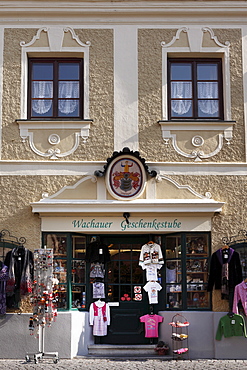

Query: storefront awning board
[[31, 198, 224, 216]]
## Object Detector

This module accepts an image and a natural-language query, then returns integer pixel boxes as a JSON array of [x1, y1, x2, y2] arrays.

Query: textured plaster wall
[[138, 28, 245, 162], [1, 28, 114, 161], [138, 29, 175, 161], [2, 29, 37, 160], [0, 175, 82, 251]]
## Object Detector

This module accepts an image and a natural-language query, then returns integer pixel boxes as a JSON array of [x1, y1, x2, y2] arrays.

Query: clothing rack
[[25, 248, 59, 364]]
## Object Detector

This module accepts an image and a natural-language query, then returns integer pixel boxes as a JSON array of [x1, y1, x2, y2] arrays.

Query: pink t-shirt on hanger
[[140, 314, 164, 338]]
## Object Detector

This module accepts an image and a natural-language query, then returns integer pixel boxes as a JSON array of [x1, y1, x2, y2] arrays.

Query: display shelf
[[169, 314, 189, 360]]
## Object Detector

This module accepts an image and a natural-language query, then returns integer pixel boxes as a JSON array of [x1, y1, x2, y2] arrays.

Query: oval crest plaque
[[105, 155, 147, 200]]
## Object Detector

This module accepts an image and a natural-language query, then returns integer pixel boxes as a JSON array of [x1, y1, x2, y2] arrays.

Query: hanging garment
[[145, 265, 160, 282], [4, 246, 34, 296], [89, 301, 110, 336], [143, 281, 162, 304], [232, 281, 247, 316], [93, 282, 105, 299], [0, 264, 9, 315], [85, 241, 111, 264], [139, 243, 164, 268], [207, 248, 242, 292], [215, 313, 247, 340], [140, 314, 163, 338], [90, 263, 105, 279]]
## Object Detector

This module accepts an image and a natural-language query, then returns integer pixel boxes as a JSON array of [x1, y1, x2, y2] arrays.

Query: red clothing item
[[140, 314, 163, 338]]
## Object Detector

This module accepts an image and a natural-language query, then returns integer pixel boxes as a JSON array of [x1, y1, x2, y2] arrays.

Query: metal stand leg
[[25, 325, 59, 364]]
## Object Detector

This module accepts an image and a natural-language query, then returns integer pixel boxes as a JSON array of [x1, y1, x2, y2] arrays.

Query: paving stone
[[1, 359, 247, 370]]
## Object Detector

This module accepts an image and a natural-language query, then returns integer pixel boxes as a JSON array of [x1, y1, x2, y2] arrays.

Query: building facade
[[1, 0, 247, 360]]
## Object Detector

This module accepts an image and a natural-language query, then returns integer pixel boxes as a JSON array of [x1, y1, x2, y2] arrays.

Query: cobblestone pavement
[[0, 358, 247, 370]]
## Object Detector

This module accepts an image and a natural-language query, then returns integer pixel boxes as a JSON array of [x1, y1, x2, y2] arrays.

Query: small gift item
[[154, 341, 169, 356]]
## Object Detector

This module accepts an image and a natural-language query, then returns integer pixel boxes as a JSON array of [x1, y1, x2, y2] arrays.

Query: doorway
[[99, 235, 151, 344]]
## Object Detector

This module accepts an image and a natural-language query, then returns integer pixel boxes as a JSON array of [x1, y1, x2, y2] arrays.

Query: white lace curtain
[[32, 81, 79, 115], [171, 81, 219, 116]]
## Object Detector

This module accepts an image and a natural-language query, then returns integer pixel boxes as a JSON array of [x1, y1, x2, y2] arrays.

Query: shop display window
[[44, 233, 87, 310], [165, 233, 211, 310]]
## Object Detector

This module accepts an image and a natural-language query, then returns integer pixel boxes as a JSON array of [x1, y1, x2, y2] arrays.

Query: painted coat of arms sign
[[106, 155, 147, 200]]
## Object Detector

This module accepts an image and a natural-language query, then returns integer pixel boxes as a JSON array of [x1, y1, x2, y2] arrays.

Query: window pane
[[58, 100, 79, 117], [32, 81, 53, 98], [166, 260, 180, 284], [71, 260, 86, 283], [171, 63, 192, 80], [186, 234, 209, 255], [32, 63, 53, 80], [197, 63, 218, 80], [197, 82, 218, 99], [171, 100, 192, 117], [56, 285, 67, 309], [59, 81, 79, 98], [72, 236, 86, 259], [59, 63, 79, 80], [72, 285, 86, 309], [54, 259, 67, 283], [171, 82, 192, 99], [198, 100, 219, 117], [166, 291, 182, 309], [32, 100, 53, 117], [187, 290, 210, 309]]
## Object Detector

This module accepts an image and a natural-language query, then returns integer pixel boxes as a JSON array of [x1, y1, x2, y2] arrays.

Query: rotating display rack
[[25, 248, 59, 364], [169, 314, 189, 360]]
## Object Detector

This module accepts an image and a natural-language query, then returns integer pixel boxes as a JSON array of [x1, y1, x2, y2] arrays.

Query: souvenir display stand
[[169, 314, 189, 359], [25, 249, 59, 364]]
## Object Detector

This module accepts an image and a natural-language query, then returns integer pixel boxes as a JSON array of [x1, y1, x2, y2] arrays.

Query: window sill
[[158, 120, 235, 161], [16, 119, 93, 159]]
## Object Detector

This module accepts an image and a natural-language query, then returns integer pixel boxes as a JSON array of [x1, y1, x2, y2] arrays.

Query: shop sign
[[105, 155, 147, 200], [41, 216, 211, 232]]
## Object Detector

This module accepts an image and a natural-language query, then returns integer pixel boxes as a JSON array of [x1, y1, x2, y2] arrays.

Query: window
[[164, 233, 211, 310], [44, 233, 87, 310], [28, 58, 83, 119], [168, 59, 223, 119]]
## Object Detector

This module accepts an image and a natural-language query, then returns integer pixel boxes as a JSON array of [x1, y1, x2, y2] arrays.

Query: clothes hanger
[[221, 245, 229, 250], [148, 241, 154, 245]]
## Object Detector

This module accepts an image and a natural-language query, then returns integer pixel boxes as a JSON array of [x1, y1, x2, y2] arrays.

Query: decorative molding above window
[[159, 120, 235, 161], [16, 119, 92, 159]]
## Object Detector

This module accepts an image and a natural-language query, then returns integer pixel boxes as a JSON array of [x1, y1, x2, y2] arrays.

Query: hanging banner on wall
[[41, 216, 211, 232]]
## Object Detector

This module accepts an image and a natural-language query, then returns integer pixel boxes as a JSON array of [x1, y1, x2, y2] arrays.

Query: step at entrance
[[87, 344, 173, 359]]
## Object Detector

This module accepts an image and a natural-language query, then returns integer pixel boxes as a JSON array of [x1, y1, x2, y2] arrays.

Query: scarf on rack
[[5, 247, 32, 296], [216, 248, 234, 300], [221, 262, 229, 299]]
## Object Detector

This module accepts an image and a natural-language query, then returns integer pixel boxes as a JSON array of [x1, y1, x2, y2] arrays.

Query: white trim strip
[[1, 161, 247, 176]]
